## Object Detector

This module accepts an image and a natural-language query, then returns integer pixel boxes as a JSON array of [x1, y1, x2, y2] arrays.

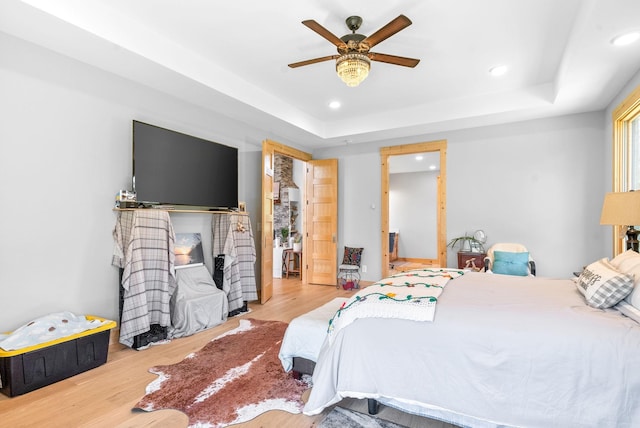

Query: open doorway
[[272, 154, 305, 281], [260, 140, 339, 304], [380, 140, 447, 278], [388, 151, 440, 273]]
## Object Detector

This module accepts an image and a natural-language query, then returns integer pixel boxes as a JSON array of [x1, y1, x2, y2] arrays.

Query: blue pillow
[[492, 251, 529, 276]]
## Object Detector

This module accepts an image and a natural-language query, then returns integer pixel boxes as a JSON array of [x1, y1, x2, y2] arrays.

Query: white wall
[[1, 29, 635, 331], [0, 34, 267, 331], [389, 171, 438, 259], [315, 112, 608, 280], [336, 152, 381, 274]]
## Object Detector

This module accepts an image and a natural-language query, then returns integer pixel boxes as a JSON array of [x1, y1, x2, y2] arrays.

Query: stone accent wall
[[274, 154, 298, 240]]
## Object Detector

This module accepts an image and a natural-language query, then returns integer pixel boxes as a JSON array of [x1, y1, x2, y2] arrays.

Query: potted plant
[[280, 227, 289, 247], [293, 233, 302, 252], [447, 234, 484, 252]]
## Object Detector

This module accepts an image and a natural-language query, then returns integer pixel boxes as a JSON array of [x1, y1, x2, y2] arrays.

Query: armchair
[[484, 243, 536, 276]]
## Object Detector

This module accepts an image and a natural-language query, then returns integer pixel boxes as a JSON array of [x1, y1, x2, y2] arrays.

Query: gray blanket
[[169, 266, 228, 338]]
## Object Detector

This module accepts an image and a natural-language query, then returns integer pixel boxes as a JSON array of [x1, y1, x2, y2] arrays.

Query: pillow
[[492, 251, 529, 276], [624, 274, 640, 309], [576, 258, 634, 309], [610, 249, 640, 272], [609, 250, 640, 310], [615, 301, 640, 324], [342, 247, 363, 266]]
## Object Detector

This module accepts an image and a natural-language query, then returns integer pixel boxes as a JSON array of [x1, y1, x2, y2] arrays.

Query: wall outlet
[[362, 265, 367, 273]]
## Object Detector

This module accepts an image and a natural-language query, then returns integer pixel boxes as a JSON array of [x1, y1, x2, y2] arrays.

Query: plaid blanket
[[327, 268, 464, 343], [112, 210, 176, 347], [211, 213, 257, 311]]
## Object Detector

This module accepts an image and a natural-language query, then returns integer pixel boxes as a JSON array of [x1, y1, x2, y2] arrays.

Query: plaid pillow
[[577, 258, 634, 309], [610, 249, 640, 310], [342, 247, 363, 266]]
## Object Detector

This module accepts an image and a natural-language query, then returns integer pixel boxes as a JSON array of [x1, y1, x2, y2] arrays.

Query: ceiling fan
[[288, 15, 420, 87]]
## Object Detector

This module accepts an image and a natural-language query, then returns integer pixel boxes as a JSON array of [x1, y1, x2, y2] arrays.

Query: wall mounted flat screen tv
[[133, 120, 238, 209]]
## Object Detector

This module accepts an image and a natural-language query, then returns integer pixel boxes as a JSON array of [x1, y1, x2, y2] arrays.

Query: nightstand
[[457, 251, 486, 271]]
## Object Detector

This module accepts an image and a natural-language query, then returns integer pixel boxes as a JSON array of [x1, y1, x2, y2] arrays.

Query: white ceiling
[[3, 0, 640, 150]]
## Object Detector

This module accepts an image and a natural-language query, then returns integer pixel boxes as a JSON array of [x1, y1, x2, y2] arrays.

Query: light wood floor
[[0, 278, 455, 428]]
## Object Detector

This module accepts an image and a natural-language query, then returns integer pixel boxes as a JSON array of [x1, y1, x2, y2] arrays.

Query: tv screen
[[133, 120, 238, 209]]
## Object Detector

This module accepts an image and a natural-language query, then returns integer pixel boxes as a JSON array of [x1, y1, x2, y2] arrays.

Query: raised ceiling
[[2, 0, 640, 150]]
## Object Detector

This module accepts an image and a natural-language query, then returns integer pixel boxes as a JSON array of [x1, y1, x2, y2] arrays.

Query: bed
[[279, 297, 349, 377], [302, 267, 640, 427]]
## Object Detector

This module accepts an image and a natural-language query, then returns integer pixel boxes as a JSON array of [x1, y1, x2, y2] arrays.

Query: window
[[630, 116, 640, 190], [612, 84, 640, 254]]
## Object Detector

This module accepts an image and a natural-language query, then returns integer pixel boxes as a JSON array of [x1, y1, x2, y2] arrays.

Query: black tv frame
[[132, 120, 238, 210]]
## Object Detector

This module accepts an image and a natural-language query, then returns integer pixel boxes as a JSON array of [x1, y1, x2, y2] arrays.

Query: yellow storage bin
[[0, 315, 116, 397]]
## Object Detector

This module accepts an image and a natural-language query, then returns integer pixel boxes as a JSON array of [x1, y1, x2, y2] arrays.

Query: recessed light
[[328, 100, 341, 109], [429, 165, 437, 170], [415, 155, 423, 161], [489, 65, 508, 77], [611, 31, 640, 46]]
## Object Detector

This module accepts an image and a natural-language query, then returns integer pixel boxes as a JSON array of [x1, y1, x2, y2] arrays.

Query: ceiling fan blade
[[361, 15, 412, 49], [302, 20, 346, 48], [288, 55, 339, 68], [369, 52, 420, 68]]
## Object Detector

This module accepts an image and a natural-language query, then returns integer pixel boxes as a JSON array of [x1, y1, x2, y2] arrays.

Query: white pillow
[[616, 301, 640, 324], [576, 258, 634, 309], [609, 249, 640, 309], [610, 249, 640, 272]]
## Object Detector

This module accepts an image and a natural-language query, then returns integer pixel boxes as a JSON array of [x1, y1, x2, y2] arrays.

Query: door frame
[[260, 140, 312, 301], [380, 140, 447, 277]]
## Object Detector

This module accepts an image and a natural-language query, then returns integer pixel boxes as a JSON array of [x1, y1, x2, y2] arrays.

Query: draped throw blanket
[[327, 268, 464, 343], [112, 210, 176, 347], [211, 213, 257, 312]]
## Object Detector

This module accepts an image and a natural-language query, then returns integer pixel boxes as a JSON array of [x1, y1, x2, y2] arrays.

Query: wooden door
[[305, 159, 338, 285], [260, 144, 275, 303]]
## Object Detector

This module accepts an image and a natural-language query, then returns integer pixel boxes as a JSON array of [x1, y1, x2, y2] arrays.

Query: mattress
[[279, 297, 348, 372]]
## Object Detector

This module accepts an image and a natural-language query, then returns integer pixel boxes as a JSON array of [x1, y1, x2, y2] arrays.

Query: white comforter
[[303, 272, 640, 428], [278, 297, 348, 372]]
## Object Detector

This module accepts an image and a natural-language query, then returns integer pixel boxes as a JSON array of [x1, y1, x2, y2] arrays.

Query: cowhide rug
[[134, 318, 310, 427]]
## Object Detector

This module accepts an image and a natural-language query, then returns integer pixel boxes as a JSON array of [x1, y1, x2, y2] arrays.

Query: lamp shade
[[600, 191, 640, 225]]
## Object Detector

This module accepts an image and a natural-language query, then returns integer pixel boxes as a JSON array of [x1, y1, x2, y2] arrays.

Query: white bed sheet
[[278, 297, 348, 372], [303, 272, 640, 427]]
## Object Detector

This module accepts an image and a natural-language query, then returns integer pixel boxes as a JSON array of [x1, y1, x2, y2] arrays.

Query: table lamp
[[600, 191, 640, 251]]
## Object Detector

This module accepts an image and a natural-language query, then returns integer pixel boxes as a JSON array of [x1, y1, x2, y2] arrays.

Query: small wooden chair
[[337, 246, 363, 290]]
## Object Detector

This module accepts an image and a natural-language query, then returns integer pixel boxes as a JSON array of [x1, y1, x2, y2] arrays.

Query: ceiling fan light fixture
[[336, 53, 370, 87]]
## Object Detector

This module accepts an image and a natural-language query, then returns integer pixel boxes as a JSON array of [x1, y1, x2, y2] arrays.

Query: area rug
[[133, 318, 310, 427], [319, 406, 408, 428]]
